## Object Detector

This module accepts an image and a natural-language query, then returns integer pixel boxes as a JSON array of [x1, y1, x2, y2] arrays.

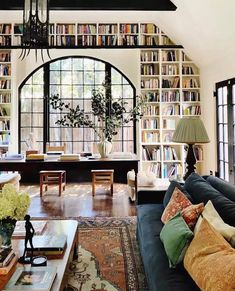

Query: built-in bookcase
[[140, 45, 203, 179], [0, 49, 11, 153]]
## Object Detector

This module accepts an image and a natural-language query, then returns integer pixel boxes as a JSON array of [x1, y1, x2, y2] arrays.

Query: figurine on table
[[18, 214, 35, 264]]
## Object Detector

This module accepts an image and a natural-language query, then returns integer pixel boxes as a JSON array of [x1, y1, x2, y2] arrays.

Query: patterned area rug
[[66, 217, 148, 291]]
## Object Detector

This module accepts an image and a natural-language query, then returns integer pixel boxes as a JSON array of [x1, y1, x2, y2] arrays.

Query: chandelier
[[20, 0, 50, 61]]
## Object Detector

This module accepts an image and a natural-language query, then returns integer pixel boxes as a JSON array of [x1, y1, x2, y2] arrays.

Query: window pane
[[218, 88, 223, 105], [223, 86, 227, 105]]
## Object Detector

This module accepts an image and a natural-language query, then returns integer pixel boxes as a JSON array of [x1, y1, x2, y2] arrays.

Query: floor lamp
[[172, 117, 210, 180]]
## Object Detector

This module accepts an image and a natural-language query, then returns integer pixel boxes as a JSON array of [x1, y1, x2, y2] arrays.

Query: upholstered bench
[[0, 173, 21, 190]]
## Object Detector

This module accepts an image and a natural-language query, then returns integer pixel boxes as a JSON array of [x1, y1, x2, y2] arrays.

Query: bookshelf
[[0, 22, 182, 49], [140, 46, 202, 179], [0, 49, 11, 153]]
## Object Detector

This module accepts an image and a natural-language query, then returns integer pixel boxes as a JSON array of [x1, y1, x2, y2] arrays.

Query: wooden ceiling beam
[[0, 0, 177, 11]]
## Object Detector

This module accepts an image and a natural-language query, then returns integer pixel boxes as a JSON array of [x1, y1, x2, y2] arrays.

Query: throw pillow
[[181, 203, 204, 229], [161, 187, 192, 224], [160, 212, 194, 268], [184, 218, 235, 291], [163, 180, 192, 207], [194, 200, 235, 243]]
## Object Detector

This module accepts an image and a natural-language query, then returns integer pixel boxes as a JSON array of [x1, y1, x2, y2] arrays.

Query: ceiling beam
[[0, 0, 177, 11]]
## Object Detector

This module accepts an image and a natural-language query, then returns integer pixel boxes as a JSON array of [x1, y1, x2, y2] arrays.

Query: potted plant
[[0, 184, 30, 248], [50, 82, 146, 158]]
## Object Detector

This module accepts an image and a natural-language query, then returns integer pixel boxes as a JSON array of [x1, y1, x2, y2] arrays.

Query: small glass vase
[[0, 219, 17, 248], [97, 140, 112, 158]]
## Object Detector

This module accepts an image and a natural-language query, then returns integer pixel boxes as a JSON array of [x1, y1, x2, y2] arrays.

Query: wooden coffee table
[[0, 220, 78, 291]]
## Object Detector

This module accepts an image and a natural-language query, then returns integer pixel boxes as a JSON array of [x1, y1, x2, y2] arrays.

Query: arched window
[[19, 56, 136, 154]]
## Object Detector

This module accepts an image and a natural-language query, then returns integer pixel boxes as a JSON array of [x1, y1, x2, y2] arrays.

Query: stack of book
[[0, 248, 17, 275], [26, 234, 67, 259]]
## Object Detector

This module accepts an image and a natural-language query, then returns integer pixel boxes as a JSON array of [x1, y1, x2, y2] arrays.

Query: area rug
[[65, 216, 148, 291]]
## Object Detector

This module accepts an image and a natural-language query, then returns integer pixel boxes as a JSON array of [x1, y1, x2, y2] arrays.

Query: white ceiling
[[0, 0, 234, 69]]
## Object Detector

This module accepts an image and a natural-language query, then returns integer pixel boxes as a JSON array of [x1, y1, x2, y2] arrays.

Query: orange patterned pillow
[[184, 218, 235, 291], [181, 203, 204, 229], [161, 187, 192, 224]]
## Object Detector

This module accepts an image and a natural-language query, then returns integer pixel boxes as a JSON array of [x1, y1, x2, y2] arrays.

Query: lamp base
[[183, 144, 196, 181]]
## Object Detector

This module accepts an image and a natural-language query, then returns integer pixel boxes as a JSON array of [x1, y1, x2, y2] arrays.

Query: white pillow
[[194, 200, 235, 243], [127, 170, 157, 187]]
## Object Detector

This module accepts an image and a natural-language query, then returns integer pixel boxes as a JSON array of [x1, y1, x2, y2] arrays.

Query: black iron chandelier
[[20, 0, 50, 61]]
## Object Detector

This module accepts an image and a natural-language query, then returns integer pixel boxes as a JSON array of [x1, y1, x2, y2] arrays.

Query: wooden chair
[[39, 170, 66, 197], [91, 169, 114, 196], [46, 142, 66, 153]]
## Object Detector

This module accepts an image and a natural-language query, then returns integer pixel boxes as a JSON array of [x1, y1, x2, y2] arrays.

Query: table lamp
[[172, 117, 210, 180]]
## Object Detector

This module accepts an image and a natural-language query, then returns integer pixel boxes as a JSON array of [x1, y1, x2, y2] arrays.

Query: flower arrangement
[[50, 82, 146, 143], [0, 184, 30, 221]]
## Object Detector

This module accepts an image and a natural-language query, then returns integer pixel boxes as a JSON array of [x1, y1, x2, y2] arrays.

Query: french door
[[216, 78, 235, 183]]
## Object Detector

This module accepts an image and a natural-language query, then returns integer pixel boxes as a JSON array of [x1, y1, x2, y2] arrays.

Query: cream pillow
[[194, 200, 235, 243]]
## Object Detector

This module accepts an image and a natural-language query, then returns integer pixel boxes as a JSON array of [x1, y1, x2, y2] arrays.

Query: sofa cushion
[[160, 212, 194, 268], [163, 180, 192, 207], [161, 188, 192, 224], [184, 173, 235, 226], [206, 175, 235, 202], [137, 204, 200, 291], [181, 203, 204, 229], [194, 200, 235, 243], [184, 218, 235, 291]]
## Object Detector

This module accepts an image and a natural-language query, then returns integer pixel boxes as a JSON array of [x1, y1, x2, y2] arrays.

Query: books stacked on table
[[26, 234, 67, 259], [13, 220, 47, 238], [3, 266, 57, 291], [26, 154, 46, 161], [0, 248, 18, 275], [59, 154, 80, 161]]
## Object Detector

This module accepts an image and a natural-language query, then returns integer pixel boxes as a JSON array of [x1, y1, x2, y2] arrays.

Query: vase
[[97, 140, 112, 158], [0, 219, 17, 248]]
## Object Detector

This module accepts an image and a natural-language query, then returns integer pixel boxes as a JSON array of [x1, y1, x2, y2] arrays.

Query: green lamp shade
[[172, 117, 210, 144]]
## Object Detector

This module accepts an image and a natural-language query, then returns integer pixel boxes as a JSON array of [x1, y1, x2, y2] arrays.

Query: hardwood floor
[[20, 182, 136, 218]]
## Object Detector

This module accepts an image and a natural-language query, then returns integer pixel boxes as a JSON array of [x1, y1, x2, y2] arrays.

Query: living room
[[0, 0, 235, 290]]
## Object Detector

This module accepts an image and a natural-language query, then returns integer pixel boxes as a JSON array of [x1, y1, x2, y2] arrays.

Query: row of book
[[140, 51, 159, 62], [182, 66, 195, 75], [0, 80, 11, 89], [0, 93, 11, 103], [141, 64, 159, 76], [0, 24, 11, 35], [141, 78, 159, 89], [142, 146, 161, 161], [143, 105, 160, 116], [119, 35, 138, 46], [162, 163, 182, 179], [0, 52, 11, 62], [163, 146, 179, 160], [162, 77, 180, 89], [0, 36, 11, 47], [0, 120, 10, 130], [0, 132, 10, 144], [0, 106, 9, 116], [182, 78, 199, 88], [0, 65, 11, 76], [142, 131, 160, 143], [162, 65, 178, 75], [142, 118, 159, 129], [162, 90, 180, 102], [183, 105, 201, 115], [162, 104, 180, 116]]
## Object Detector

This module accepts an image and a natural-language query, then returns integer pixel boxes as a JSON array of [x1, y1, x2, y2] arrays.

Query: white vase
[[97, 141, 112, 158]]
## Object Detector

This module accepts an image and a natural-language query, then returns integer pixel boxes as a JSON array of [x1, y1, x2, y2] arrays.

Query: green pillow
[[160, 212, 194, 268]]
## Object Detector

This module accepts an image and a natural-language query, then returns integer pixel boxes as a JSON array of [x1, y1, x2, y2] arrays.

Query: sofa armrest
[[137, 189, 166, 205]]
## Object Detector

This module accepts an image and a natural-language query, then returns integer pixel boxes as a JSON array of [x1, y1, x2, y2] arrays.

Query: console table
[[0, 158, 139, 183]]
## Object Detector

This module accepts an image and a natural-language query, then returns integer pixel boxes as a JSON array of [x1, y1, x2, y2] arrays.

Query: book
[[3, 266, 57, 291], [27, 234, 67, 252], [13, 221, 47, 238], [0, 248, 15, 267], [0, 254, 17, 275]]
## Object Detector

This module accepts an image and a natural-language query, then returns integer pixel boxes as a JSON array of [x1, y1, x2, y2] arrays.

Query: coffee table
[[0, 220, 78, 291]]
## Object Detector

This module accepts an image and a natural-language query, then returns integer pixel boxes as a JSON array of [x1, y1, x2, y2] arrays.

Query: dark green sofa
[[136, 173, 235, 291]]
